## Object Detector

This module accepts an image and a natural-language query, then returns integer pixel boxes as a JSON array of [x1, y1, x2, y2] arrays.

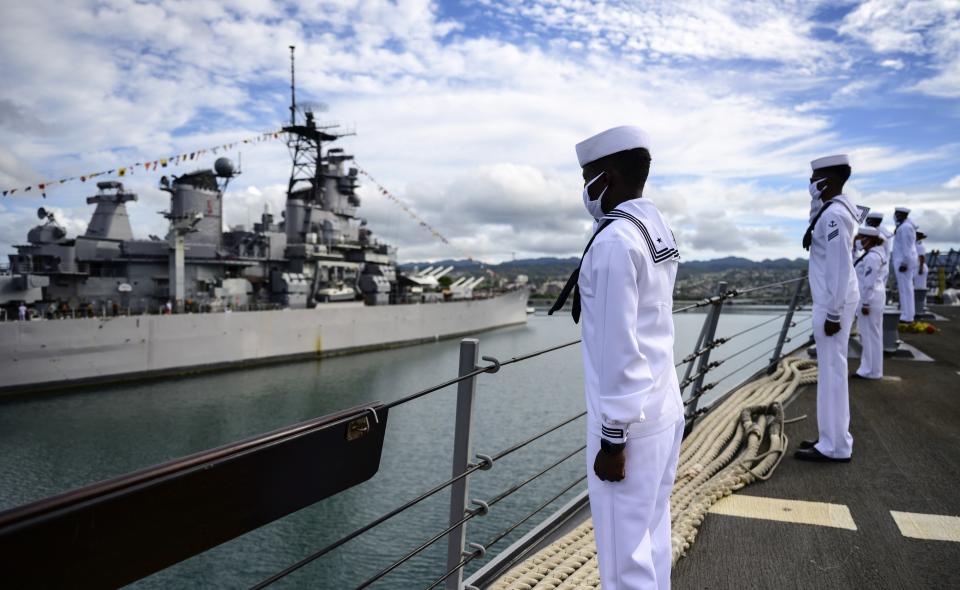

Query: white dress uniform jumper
[[914, 241, 927, 290], [893, 211, 918, 322], [855, 244, 885, 379], [807, 193, 861, 460], [580, 199, 683, 589]]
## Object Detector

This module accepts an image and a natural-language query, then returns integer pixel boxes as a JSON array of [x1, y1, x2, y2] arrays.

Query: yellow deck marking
[[709, 494, 857, 530], [881, 376, 902, 382], [891, 511, 960, 542]]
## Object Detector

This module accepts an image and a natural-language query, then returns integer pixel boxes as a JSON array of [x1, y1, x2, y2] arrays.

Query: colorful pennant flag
[[1, 128, 284, 198]]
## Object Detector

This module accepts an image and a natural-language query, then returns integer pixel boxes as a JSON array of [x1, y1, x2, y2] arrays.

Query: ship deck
[[481, 306, 960, 589], [675, 305, 960, 589]]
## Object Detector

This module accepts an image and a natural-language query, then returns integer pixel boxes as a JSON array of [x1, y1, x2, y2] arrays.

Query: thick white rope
[[490, 356, 817, 589]]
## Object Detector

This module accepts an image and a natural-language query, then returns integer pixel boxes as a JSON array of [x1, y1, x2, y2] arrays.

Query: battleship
[[0, 49, 528, 394]]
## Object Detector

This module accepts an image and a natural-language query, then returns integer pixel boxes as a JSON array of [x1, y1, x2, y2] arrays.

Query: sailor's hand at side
[[824, 319, 841, 336], [594, 449, 626, 482], [862, 306, 870, 316]]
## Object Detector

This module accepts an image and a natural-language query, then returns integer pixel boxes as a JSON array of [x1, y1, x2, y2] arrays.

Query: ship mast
[[282, 46, 335, 204], [289, 45, 296, 127]]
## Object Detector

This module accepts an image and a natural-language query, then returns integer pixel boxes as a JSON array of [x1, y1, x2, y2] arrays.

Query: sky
[[0, 0, 958, 264]]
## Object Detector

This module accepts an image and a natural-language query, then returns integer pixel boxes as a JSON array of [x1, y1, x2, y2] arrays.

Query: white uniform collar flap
[[602, 199, 680, 264], [831, 195, 867, 223]]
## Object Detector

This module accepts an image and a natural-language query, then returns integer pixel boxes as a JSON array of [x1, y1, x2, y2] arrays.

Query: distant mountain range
[[400, 256, 807, 280]]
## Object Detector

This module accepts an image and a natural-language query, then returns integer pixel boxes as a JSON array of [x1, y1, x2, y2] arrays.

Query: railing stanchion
[[767, 272, 806, 374], [679, 309, 710, 393], [446, 338, 480, 590], [685, 282, 727, 427]]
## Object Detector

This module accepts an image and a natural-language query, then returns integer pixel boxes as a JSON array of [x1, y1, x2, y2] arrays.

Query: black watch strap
[[600, 438, 626, 455]]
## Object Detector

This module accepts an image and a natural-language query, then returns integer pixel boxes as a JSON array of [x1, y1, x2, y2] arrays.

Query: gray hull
[[0, 290, 529, 394]]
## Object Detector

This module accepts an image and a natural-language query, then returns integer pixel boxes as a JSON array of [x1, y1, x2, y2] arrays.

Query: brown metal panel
[[0, 403, 389, 588]]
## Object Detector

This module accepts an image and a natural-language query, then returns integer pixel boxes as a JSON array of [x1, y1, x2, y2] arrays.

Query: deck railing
[[0, 274, 812, 589]]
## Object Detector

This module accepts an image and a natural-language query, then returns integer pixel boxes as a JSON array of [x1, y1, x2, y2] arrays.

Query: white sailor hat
[[866, 211, 884, 220], [857, 226, 881, 238], [576, 126, 651, 167], [895, 207, 911, 214], [810, 154, 849, 171]]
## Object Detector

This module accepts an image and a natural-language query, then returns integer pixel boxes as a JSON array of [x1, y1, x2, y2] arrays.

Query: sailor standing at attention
[[892, 207, 918, 323], [914, 230, 928, 293], [796, 154, 862, 463], [853, 226, 886, 380], [548, 126, 682, 589], [863, 211, 893, 299]]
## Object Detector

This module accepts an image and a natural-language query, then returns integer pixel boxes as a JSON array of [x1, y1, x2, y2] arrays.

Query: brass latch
[[346, 407, 379, 441], [346, 416, 371, 441]]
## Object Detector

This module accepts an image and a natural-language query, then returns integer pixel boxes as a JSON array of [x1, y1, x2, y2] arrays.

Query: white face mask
[[809, 178, 826, 200], [808, 178, 827, 221], [582, 172, 607, 220]]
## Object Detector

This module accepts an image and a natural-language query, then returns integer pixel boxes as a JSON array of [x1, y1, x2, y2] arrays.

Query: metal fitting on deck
[[479, 355, 501, 373]]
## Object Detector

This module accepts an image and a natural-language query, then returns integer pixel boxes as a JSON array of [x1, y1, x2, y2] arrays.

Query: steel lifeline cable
[[489, 356, 818, 589]]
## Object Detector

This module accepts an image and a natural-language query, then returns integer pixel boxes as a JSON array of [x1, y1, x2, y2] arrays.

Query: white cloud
[[839, 0, 960, 98], [911, 59, 960, 98], [913, 209, 960, 243], [945, 175, 960, 189], [0, 0, 958, 264], [478, 0, 837, 66], [880, 58, 905, 69]]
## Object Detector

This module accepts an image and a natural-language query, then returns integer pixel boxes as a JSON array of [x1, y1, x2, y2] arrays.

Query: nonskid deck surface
[[673, 306, 960, 589]]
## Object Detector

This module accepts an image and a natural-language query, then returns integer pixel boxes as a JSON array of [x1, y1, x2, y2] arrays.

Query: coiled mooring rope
[[490, 356, 818, 590]]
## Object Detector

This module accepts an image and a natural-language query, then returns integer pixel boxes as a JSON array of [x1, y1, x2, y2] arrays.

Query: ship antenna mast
[[289, 45, 296, 126]]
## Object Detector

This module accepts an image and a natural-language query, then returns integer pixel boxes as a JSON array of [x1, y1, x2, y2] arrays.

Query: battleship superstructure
[[1, 54, 470, 316], [0, 49, 528, 394]]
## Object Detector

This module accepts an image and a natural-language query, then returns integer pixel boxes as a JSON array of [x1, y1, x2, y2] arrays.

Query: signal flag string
[[355, 164, 485, 266], [1, 129, 285, 198]]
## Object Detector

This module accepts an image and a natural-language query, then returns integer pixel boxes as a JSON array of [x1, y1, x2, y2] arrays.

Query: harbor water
[[0, 310, 810, 588]]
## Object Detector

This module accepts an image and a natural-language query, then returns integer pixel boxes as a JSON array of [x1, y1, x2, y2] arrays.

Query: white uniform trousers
[[855, 293, 884, 379], [587, 418, 684, 590], [914, 268, 927, 290], [895, 264, 916, 322], [813, 303, 856, 459]]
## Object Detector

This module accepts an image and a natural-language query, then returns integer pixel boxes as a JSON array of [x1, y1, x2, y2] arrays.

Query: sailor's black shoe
[[794, 447, 851, 463], [799, 439, 818, 450]]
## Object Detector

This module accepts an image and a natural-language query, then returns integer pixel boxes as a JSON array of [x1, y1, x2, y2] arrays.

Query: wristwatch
[[600, 438, 626, 455]]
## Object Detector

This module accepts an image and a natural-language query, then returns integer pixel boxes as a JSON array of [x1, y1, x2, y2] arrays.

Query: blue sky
[[1, 0, 958, 263]]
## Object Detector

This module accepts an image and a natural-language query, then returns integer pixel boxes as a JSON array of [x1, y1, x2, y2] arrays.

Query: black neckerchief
[[854, 250, 870, 267], [803, 199, 836, 251], [548, 219, 614, 324]]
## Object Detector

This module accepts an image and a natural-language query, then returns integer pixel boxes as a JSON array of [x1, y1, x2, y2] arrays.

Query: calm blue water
[[0, 310, 809, 588]]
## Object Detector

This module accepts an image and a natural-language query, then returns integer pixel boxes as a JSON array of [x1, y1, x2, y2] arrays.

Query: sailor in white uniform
[[550, 126, 682, 589], [853, 226, 886, 380], [863, 211, 893, 301], [796, 154, 862, 463], [914, 231, 928, 291], [892, 207, 918, 323]]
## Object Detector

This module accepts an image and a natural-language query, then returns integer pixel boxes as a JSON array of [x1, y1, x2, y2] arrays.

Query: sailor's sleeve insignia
[[828, 219, 837, 228], [865, 268, 872, 276], [827, 228, 840, 241]]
